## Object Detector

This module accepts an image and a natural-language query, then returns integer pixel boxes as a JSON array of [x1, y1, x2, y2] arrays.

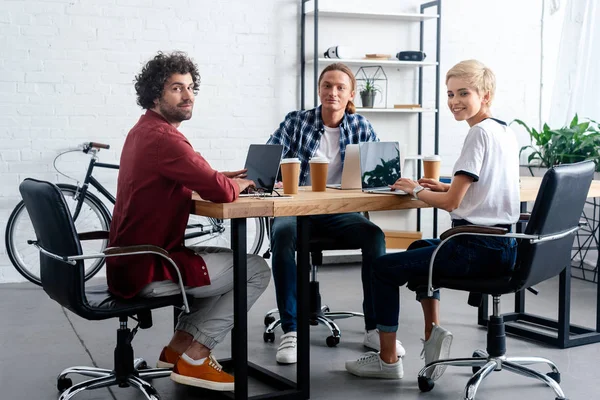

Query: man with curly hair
[[107, 51, 271, 391]]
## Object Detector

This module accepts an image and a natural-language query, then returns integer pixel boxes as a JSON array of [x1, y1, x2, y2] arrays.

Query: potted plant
[[359, 78, 380, 108], [514, 114, 600, 174]]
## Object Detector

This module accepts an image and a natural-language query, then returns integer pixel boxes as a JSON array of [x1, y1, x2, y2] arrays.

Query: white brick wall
[[0, 0, 545, 282]]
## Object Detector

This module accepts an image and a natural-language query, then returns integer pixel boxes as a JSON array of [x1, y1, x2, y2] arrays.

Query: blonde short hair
[[446, 60, 496, 107]]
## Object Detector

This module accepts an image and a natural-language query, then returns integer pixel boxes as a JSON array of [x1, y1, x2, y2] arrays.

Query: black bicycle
[[5, 142, 268, 286]]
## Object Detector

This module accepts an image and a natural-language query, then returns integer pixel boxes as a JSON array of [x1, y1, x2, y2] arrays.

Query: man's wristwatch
[[412, 185, 425, 199]]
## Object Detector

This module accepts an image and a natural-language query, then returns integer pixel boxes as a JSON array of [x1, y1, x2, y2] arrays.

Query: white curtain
[[548, 0, 600, 126]]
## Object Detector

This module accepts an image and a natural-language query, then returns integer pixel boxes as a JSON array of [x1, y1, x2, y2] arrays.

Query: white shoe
[[276, 332, 297, 364], [421, 324, 453, 381], [363, 329, 406, 357], [345, 351, 404, 379]]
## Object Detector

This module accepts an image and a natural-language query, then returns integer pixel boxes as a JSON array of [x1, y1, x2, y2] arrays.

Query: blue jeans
[[271, 213, 386, 333], [374, 236, 517, 333]]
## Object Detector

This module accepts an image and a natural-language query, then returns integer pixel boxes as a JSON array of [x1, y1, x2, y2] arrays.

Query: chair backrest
[[513, 161, 595, 289], [19, 178, 87, 311]]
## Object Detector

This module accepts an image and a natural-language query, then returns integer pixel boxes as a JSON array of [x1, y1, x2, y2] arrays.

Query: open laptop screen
[[359, 142, 401, 189], [243, 144, 283, 193]]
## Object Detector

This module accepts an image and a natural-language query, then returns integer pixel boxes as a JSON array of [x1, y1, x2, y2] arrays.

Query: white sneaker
[[363, 329, 406, 357], [421, 324, 453, 381], [276, 332, 297, 364], [345, 352, 404, 379]]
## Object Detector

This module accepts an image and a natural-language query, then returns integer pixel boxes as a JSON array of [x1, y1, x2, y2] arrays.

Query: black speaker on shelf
[[396, 51, 426, 61]]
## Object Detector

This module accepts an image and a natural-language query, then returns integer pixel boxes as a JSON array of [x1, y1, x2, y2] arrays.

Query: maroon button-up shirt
[[107, 110, 239, 299]]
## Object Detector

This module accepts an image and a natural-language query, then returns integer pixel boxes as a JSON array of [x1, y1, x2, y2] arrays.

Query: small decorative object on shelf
[[355, 66, 387, 108], [394, 104, 422, 109], [324, 45, 351, 59], [364, 53, 392, 60], [396, 51, 427, 61]]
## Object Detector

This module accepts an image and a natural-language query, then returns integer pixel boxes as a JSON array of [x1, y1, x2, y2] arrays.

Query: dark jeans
[[271, 213, 386, 333], [374, 236, 517, 333]]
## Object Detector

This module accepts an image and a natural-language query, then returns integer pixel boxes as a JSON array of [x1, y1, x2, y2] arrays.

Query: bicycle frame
[[72, 157, 119, 221]]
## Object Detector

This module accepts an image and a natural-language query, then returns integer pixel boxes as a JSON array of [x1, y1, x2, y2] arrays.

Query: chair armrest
[[428, 225, 510, 297], [78, 230, 109, 241], [440, 225, 508, 241], [519, 213, 530, 222], [103, 244, 169, 257], [61, 244, 189, 313]]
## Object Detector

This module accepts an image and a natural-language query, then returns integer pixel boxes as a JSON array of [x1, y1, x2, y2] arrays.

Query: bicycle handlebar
[[83, 142, 110, 153]]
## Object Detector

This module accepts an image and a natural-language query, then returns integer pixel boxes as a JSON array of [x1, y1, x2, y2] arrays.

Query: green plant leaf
[[569, 114, 579, 128], [511, 119, 533, 136]]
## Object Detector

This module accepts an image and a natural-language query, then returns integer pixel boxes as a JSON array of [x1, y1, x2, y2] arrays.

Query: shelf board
[[304, 9, 439, 21], [306, 58, 437, 66], [356, 108, 437, 113]]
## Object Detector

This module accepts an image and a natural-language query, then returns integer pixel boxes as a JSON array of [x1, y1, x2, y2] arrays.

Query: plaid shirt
[[267, 106, 379, 185]]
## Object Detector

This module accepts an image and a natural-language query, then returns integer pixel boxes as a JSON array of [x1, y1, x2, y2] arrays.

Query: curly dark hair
[[134, 51, 201, 109]]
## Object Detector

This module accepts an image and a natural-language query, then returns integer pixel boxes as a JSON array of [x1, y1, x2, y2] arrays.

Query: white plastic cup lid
[[281, 158, 301, 164], [309, 156, 329, 163], [423, 155, 441, 162]]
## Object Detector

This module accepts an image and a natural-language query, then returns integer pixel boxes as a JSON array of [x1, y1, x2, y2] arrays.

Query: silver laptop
[[327, 144, 362, 190], [359, 141, 408, 195]]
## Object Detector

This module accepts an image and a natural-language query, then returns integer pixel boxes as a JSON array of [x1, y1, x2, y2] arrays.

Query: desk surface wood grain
[[192, 177, 600, 219]]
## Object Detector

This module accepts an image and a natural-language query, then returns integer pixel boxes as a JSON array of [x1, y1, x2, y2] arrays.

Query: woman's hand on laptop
[[390, 178, 417, 192], [273, 181, 283, 189], [234, 178, 256, 193], [221, 169, 248, 179], [418, 178, 449, 192]]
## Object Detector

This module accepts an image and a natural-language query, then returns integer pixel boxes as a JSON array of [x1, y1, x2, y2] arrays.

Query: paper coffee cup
[[280, 158, 301, 194], [309, 157, 329, 192], [423, 155, 441, 181]]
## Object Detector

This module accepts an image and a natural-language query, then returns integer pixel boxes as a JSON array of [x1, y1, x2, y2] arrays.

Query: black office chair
[[19, 178, 192, 400], [263, 237, 364, 347], [409, 161, 594, 400]]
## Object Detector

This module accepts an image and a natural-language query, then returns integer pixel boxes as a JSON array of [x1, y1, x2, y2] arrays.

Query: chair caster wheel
[[264, 315, 276, 326], [326, 336, 339, 347], [263, 331, 275, 343], [547, 371, 561, 383], [57, 377, 73, 392], [418, 376, 434, 392], [472, 351, 481, 374]]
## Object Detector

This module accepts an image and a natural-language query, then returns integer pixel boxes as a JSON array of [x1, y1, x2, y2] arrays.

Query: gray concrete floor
[[1, 262, 600, 400]]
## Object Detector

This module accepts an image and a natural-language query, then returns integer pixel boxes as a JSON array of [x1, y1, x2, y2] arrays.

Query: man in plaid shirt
[[266, 63, 405, 364]]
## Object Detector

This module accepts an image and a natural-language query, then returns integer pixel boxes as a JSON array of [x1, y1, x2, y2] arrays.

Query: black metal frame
[[211, 217, 309, 400], [477, 201, 600, 348], [300, 0, 442, 238], [571, 197, 600, 282]]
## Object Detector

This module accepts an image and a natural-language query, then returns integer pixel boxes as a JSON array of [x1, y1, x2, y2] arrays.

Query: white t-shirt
[[450, 118, 520, 226], [312, 125, 343, 184]]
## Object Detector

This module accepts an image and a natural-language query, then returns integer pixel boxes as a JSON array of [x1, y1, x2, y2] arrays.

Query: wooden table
[[191, 177, 600, 398], [191, 188, 430, 399]]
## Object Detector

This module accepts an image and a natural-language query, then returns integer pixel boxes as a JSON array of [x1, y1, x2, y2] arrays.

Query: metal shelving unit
[[301, 0, 442, 237]]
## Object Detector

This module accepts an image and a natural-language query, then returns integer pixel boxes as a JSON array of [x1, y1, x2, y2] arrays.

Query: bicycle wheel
[[5, 184, 112, 286], [184, 216, 266, 255]]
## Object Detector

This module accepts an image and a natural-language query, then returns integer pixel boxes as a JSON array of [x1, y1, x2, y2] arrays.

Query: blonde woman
[[346, 60, 520, 380]]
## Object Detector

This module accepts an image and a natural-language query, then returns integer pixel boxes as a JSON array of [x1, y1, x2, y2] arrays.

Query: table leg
[[514, 201, 528, 313], [296, 216, 310, 399], [231, 218, 248, 398]]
